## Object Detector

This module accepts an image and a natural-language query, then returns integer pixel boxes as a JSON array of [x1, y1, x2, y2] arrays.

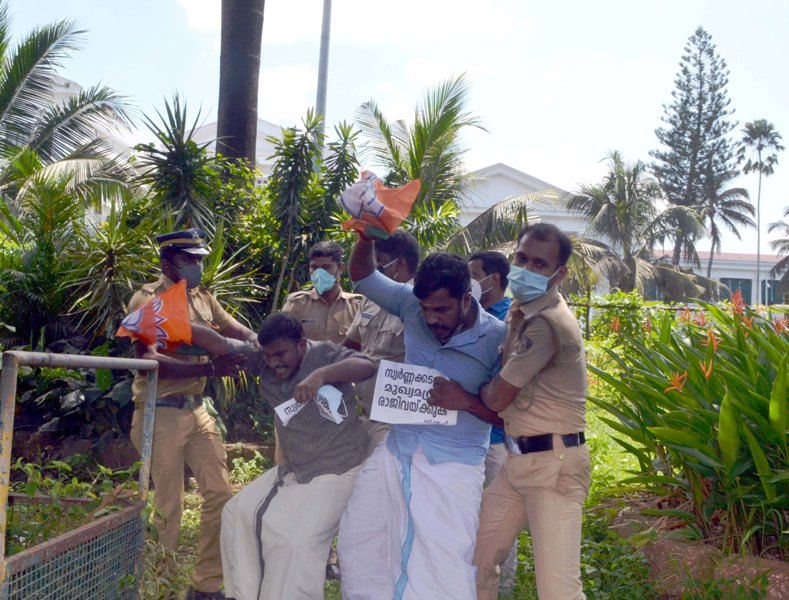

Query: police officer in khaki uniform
[[128, 228, 257, 600], [475, 223, 590, 600], [282, 240, 362, 344], [344, 230, 420, 454]]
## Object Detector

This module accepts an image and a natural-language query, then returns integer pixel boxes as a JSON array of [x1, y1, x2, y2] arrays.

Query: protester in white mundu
[[220, 313, 373, 600], [337, 234, 506, 600]]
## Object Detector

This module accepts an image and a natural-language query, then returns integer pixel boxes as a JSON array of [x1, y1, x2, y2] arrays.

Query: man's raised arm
[[348, 235, 377, 282]]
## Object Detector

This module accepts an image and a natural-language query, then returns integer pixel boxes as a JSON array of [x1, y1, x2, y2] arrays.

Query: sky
[[9, 0, 789, 255]]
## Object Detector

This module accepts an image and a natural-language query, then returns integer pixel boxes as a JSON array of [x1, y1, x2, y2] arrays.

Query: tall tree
[[697, 164, 754, 277], [568, 151, 704, 294], [738, 119, 784, 303], [650, 27, 738, 265], [216, 0, 265, 166]]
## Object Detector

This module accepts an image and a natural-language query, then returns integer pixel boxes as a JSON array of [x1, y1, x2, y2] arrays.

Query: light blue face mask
[[508, 264, 559, 303], [310, 267, 337, 295], [315, 384, 348, 424]]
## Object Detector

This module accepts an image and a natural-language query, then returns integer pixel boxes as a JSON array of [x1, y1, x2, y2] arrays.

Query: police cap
[[155, 228, 210, 255]]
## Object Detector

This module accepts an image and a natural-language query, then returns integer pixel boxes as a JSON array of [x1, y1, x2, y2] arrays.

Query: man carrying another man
[[475, 223, 590, 600]]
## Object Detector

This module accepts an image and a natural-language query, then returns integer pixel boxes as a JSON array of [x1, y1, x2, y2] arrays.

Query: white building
[[463, 163, 786, 305], [192, 118, 282, 182]]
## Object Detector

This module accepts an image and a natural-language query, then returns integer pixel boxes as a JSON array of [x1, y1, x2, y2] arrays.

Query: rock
[[96, 432, 139, 469], [225, 441, 274, 465], [715, 555, 789, 600]]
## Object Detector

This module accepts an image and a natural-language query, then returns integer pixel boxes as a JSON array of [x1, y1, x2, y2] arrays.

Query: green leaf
[[742, 426, 776, 501], [769, 355, 787, 438], [718, 392, 740, 470]]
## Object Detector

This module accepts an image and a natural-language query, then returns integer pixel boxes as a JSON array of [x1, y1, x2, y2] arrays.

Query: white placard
[[274, 397, 306, 426], [370, 360, 457, 426], [274, 384, 347, 427]]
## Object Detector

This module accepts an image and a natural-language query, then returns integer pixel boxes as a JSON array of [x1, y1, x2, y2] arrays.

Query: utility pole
[[315, 0, 332, 143]]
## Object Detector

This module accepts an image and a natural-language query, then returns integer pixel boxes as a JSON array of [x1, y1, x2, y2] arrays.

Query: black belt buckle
[[156, 395, 200, 410], [516, 431, 585, 454]]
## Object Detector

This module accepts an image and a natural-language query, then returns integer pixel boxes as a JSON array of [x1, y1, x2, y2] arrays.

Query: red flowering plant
[[589, 296, 788, 559]]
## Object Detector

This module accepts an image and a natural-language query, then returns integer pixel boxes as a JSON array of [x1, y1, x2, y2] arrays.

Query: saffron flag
[[338, 171, 420, 239], [116, 279, 192, 350]]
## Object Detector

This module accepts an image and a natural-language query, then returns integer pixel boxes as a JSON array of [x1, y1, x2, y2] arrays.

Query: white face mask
[[315, 385, 347, 424], [470, 279, 482, 302], [476, 273, 494, 296]]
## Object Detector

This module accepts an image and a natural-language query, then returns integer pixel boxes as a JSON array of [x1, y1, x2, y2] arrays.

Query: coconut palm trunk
[[216, 0, 265, 166]]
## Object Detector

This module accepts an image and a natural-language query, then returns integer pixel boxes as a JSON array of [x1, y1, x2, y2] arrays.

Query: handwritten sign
[[370, 360, 457, 426]]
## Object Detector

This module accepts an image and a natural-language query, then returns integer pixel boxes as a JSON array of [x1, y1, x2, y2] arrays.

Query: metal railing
[[0, 351, 158, 597]]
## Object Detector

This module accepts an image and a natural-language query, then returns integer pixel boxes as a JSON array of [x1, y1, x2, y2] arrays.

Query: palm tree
[[0, 2, 134, 208], [216, 0, 265, 165], [738, 119, 784, 303], [698, 164, 754, 277], [768, 207, 789, 297], [568, 151, 704, 293], [356, 74, 484, 211]]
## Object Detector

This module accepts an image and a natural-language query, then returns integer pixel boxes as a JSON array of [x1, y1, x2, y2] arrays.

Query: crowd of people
[[128, 223, 590, 600]]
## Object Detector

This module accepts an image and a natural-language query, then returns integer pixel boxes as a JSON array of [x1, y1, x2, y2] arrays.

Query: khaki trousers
[[131, 405, 233, 593], [475, 444, 590, 600], [483, 442, 517, 595]]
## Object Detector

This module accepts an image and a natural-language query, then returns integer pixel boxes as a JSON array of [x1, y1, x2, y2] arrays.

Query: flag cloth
[[339, 171, 420, 239], [116, 279, 192, 349]]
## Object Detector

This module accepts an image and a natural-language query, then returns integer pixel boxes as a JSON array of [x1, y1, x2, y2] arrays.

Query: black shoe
[[325, 563, 342, 581], [184, 588, 226, 600]]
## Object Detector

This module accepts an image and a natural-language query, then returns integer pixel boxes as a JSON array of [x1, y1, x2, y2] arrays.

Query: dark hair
[[257, 312, 304, 346], [516, 223, 573, 266], [413, 253, 470, 300], [375, 230, 421, 273], [308, 240, 343, 265], [468, 250, 510, 289]]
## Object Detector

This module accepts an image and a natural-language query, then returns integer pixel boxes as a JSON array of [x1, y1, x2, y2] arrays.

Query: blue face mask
[[310, 267, 337, 295], [178, 263, 203, 289], [508, 265, 559, 303]]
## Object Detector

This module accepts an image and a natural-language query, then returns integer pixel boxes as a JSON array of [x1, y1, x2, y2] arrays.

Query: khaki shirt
[[282, 288, 361, 344], [499, 286, 586, 437], [129, 275, 241, 404], [346, 296, 406, 414]]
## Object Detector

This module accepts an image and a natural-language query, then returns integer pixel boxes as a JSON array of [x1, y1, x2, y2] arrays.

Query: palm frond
[[440, 188, 559, 256]]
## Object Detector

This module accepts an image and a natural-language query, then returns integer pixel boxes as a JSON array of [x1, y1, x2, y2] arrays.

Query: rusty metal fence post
[[0, 351, 158, 597]]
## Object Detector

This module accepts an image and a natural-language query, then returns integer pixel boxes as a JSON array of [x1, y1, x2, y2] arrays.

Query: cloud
[[259, 0, 533, 46], [258, 64, 319, 124], [175, 0, 221, 32]]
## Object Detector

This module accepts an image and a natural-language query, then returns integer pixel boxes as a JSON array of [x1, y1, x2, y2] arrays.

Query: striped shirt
[[261, 340, 370, 483]]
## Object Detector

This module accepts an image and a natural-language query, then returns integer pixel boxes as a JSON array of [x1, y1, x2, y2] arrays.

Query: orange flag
[[116, 279, 192, 350], [339, 171, 421, 239]]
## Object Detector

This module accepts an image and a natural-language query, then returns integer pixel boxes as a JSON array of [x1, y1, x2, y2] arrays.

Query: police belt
[[508, 432, 585, 455], [155, 395, 202, 410]]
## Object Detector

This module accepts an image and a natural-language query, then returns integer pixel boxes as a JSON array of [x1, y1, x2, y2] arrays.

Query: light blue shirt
[[355, 271, 506, 465]]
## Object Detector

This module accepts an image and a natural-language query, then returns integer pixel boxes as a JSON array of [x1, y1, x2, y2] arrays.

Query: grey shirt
[[261, 340, 370, 483]]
